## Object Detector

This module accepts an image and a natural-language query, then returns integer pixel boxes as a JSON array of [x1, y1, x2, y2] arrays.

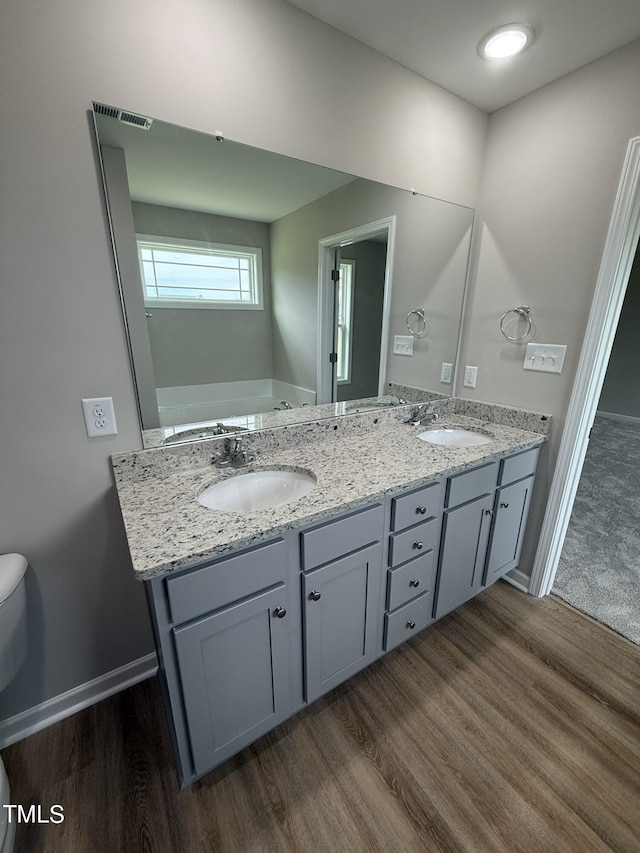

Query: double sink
[[197, 426, 492, 513]]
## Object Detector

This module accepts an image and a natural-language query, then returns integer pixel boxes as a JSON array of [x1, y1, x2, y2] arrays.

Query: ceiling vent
[[93, 102, 153, 130]]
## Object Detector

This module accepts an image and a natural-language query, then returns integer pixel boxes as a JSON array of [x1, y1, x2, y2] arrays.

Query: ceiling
[[94, 108, 359, 222], [283, 0, 640, 112]]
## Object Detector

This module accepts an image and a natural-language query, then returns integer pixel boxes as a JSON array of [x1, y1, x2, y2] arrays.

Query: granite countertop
[[112, 400, 550, 581]]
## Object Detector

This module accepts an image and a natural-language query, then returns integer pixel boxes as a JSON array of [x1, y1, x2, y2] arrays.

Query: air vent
[[93, 102, 153, 130]]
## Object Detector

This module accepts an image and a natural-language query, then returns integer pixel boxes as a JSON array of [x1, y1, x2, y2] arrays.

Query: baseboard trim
[[0, 653, 158, 749], [596, 409, 640, 425], [503, 568, 531, 594]]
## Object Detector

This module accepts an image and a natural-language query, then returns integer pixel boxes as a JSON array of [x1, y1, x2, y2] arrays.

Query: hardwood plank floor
[[4, 582, 640, 853]]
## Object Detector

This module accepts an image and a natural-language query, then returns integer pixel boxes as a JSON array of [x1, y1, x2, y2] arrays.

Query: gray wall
[[598, 245, 640, 418], [459, 39, 640, 575], [132, 203, 274, 389], [0, 0, 486, 722], [270, 177, 473, 394]]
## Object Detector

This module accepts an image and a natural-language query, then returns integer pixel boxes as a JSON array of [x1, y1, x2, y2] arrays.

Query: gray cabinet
[[301, 504, 384, 703], [174, 583, 291, 776], [383, 481, 442, 651], [145, 445, 541, 786], [434, 448, 539, 620], [484, 448, 538, 585], [303, 544, 381, 702], [435, 490, 495, 619], [146, 535, 301, 787]]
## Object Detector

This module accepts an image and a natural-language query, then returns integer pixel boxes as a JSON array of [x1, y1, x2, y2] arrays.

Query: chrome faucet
[[405, 404, 439, 426], [274, 400, 293, 410], [213, 437, 256, 468]]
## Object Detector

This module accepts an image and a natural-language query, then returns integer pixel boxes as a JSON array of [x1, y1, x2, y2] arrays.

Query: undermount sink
[[197, 468, 317, 512], [418, 428, 493, 447]]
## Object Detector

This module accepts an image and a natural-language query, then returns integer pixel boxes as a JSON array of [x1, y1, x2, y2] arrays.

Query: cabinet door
[[435, 494, 494, 620], [303, 544, 381, 703], [484, 475, 534, 585], [173, 584, 291, 777]]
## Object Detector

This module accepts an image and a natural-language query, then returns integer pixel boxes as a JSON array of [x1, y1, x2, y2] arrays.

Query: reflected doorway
[[317, 218, 395, 405]]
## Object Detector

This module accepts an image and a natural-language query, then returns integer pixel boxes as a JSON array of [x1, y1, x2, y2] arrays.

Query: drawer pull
[[500, 501, 510, 508], [273, 607, 287, 619], [409, 578, 420, 588], [413, 541, 424, 550], [406, 620, 416, 630], [485, 509, 494, 516], [416, 506, 427, 515], [309, 590, 322, 602]]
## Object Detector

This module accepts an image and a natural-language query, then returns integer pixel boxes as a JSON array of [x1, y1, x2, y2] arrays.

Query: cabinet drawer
[[499, 446, 540, 486], [391, 481, 441, 532], [389, 517, 439, 567], [384, 592, 434, 652], [387, 550, 436, 612], [166, 539, 286, 625], [446, 461, 498, 508], [301, 503, 384, 571]]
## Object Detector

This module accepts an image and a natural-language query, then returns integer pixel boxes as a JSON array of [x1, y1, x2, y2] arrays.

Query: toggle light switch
[[393, 335, 414, 356], [523, 343, 567, 374]]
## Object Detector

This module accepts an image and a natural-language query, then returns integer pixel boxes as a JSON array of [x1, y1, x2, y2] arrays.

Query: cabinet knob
[[409, 578, 420, 588], [309, 590, 322, 602], [500, 501, 509, 508], [273, 607, 287, 619], [485, 509, 494, 516], [406, 620, 416, 630], [413, 541, 423, 550], [416, 506, 427, 515]]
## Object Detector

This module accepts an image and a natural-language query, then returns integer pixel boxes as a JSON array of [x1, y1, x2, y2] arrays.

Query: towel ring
[[500, 305, 532, 342], [406, 308, 427, 337]]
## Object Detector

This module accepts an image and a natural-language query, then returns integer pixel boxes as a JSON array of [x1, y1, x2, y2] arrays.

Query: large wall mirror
[[92, 103, 474, 445]]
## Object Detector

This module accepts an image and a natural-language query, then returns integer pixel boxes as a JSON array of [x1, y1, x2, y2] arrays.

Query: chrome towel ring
[[500, 305, 532, 342], [406, 308, 427, 337]]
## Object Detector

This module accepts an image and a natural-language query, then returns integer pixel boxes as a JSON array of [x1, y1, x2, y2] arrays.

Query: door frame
[[529, 136, 640, 597], [316, 217, 396, 405]]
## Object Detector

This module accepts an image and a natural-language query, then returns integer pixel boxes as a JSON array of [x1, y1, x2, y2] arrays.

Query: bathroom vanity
[[111, 401, 548, 787]]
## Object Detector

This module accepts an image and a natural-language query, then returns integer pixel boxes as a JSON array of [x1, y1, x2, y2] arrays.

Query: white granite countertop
[[112, 401, 549, 581]]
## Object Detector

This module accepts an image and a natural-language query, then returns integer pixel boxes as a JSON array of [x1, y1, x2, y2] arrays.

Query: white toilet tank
[[0, 554, 27, 693]]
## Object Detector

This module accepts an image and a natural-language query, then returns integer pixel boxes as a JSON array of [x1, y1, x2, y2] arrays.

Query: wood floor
[[4, 582, 640, 853]]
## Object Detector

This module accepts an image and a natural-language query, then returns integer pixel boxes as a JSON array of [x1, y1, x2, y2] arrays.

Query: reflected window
[[136, 235, 263, 310], [336, 260, 355, 384]]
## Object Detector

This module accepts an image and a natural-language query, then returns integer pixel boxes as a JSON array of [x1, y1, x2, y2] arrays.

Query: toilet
[[0, 554, 28, 853]]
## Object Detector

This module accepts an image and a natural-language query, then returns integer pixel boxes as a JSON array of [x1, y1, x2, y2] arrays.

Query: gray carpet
[[553, 414, 640, 644]]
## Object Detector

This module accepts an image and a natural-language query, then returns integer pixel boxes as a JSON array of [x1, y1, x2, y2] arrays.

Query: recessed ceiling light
[[479, 24, 534, 60]]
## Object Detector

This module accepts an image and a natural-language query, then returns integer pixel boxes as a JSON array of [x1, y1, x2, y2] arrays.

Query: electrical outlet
[[463, 365, 478, 388], [82, 397, 118, 437], [440, 362, 453, 384]]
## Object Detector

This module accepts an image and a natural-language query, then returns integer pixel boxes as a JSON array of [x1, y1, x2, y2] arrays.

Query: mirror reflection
[[92, 103, 474, 445]]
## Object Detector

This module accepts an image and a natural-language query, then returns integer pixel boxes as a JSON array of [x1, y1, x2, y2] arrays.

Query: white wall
[[0, 0, 486, 721], [461, 40, 640, 573]]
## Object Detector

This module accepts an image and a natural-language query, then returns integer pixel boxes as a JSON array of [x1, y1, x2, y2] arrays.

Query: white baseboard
[[0, 653, 158, 749], [596, 409, 640, 425], [503, 567, 531, 594]]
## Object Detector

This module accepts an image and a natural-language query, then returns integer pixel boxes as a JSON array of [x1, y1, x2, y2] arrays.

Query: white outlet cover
[[82, 397, 118, 437], [463, 365, 478, 388], [440, 362, 453, 383]]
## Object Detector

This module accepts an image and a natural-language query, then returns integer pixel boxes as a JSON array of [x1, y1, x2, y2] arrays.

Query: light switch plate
[[393, 335, 414, 356], [523, 343, 567, 374]]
